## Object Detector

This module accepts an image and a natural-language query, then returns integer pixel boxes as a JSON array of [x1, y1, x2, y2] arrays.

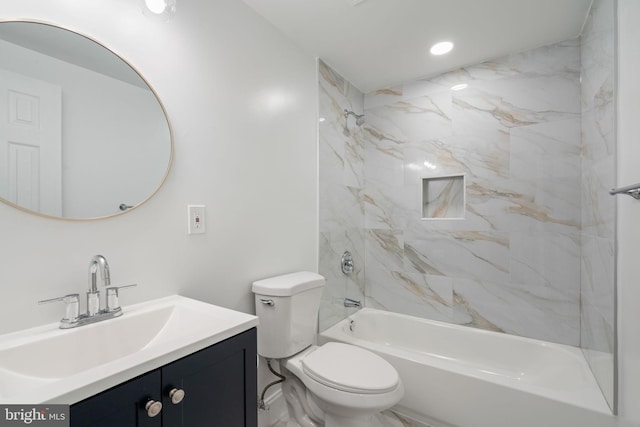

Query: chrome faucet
[[88, 255, 111, 315], [39, 255, 136, 329]]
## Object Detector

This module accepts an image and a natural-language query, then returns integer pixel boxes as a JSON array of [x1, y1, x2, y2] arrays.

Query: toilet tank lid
[[252, 271, 325, 296]]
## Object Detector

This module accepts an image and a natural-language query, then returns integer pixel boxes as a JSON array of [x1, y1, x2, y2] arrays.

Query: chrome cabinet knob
[[169, 388, 185, 404], [145, 400, 162, 417]]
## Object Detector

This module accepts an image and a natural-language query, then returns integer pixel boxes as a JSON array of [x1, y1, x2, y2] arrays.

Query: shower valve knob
[[341, 251, 354, 275]]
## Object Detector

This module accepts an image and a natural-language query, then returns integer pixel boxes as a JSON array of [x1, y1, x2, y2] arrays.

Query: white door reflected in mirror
[[0, 69, 62, 217]]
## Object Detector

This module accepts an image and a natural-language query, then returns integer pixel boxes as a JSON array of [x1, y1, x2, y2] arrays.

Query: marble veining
[[355, 36, 593, 346], [318, 59, 366, 332], [317, 1, 615, 405], [275, 409, 437, 427]]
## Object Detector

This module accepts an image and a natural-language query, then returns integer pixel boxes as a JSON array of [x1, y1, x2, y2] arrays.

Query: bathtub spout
[[344, 298, 361, 308]]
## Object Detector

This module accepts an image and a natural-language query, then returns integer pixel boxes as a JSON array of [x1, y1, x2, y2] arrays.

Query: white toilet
[[252, 271, 403, 427]]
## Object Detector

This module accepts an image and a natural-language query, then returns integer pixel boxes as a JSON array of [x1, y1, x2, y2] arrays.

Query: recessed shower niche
[[421, 175, 465, 219]]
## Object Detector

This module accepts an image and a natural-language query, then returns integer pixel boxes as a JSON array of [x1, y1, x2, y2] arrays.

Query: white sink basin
[[0, 295, 257, 404]]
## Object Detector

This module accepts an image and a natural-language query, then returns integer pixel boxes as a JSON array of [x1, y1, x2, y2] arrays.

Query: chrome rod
[[609, 183, 640, 200]]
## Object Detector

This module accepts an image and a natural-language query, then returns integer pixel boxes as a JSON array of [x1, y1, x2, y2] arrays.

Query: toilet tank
[[252, 272, 325, 359]]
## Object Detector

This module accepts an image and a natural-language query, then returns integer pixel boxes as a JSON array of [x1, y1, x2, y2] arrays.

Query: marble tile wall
[[318, 60, 366, 331], [361, 39, 584, 345], [580, 0, 616, 410]]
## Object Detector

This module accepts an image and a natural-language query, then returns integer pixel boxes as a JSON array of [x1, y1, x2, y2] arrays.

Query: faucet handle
[[38, 293, 80, 322], [105, 284, 137, 312]]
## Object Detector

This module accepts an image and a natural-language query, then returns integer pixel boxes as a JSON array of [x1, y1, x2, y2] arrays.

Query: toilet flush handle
[[259, 298, 274, 307]]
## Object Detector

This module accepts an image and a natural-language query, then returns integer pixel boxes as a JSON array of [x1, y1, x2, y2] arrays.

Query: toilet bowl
[[282, 343, 404, 427], [252, 272, 404, 427]]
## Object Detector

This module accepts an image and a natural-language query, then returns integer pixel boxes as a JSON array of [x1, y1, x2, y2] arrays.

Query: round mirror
[[0, 21, 172, 220]]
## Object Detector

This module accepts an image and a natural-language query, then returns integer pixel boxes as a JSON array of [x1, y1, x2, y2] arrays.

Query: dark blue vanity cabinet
[[70, 328, 257, 427]]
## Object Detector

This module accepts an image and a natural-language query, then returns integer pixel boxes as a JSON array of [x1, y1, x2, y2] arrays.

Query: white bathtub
[[319, 308, 617, 427]]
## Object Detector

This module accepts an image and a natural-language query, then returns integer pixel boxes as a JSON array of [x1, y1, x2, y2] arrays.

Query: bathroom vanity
[[70, 328, 256, 427], [0, 296, 258, 426]]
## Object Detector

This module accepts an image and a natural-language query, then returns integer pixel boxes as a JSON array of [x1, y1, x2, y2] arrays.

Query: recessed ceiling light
[[430, 41, 454, 56]]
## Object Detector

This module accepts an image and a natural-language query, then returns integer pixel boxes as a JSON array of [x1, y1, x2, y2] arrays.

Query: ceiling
[[241, 0, 594, 93]]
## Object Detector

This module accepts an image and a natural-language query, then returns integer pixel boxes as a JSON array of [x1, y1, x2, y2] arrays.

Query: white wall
[[616, 0, 640, 422], [0, 0, 318, 333]]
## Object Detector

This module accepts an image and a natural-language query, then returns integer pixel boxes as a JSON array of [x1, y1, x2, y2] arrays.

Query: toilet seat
[[283, 342, 405, 421], [301, 342, 399, 394]]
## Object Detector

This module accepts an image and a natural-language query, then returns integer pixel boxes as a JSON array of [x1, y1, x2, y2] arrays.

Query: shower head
[[344, 109, 365, 126]]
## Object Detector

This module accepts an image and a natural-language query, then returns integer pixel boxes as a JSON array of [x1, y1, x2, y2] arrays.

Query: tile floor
[[273, 409, 435, 427]]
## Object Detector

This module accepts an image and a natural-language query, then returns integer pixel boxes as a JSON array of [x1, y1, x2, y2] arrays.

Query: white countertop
[[0, 295, 258, 404]]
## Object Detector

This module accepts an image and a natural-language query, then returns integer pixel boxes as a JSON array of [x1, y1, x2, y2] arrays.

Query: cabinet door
[[70, 370, 162, 427], [161, 328, 257, 427]]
